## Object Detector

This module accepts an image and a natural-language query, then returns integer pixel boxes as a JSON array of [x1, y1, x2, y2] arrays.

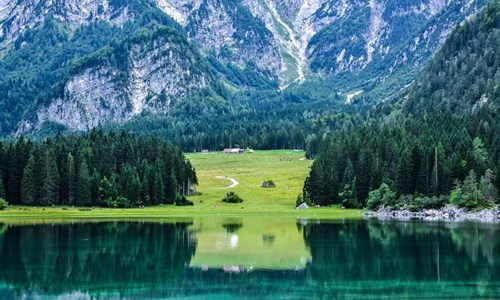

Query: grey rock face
[[1, 0, 492, 134], [0, 0, 133, 51], [37, 33, 211, 131]]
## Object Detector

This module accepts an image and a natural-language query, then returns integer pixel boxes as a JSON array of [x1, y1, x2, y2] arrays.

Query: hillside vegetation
[[304, 1, 500, 210], [404, 0, 500, 115]]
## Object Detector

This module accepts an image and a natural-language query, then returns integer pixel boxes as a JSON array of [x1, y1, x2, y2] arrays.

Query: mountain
[[301, 1, 500, 208], [0, 0, 493, 136], [402, 0, 499, 115]]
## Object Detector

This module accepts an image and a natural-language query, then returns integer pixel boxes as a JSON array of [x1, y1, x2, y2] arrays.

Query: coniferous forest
[[0, 130, 197, 207], [303, 1, 500, 210], [302, 111, 500, 209]]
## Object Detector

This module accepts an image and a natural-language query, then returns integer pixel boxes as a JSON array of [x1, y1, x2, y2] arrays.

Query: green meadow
[[0, 150, 363, 220]]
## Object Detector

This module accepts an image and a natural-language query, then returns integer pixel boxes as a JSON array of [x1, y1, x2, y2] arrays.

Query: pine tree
[[472, 137, 488, 173], [66, 153, 76, 205], [356, 148, 372, 204], [463, 170, 481, 207], [479, 169, 497, 205], [90, 169, 102, 205], [165, 170, 177, 204], [122, 164, 142, 207], [21, 155, 37, 205], [341, 159, 355, 186], [76, 159, 91, 206], [39, 144, 60, 206], [99, 174, 118, 204], [430, 144, 445, 196], [152, 171, 165, 205], [339, 178, 360, 209], [395, 149, 414, 195], [0, 172, 5, 199]]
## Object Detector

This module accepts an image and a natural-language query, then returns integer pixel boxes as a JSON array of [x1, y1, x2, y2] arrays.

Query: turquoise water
[[0, 218, 498, 299]]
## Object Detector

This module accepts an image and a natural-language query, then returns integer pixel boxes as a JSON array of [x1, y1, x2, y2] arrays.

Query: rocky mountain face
[[150, 0, 489, 87], [34, 28, 212, 131], [0, 0, 493, 134]]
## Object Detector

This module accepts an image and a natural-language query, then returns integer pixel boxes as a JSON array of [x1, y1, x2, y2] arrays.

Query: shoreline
[[364, 205, 500, 223], [0, 205, 364, 223]]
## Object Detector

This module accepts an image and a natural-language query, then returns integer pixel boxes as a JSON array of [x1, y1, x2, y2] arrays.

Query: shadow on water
[[0, 218, 498, 299]]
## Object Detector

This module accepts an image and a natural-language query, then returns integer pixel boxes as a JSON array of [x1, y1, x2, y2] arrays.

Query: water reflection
[[0, 218, 498, 299], [0, 221, 196, 299]]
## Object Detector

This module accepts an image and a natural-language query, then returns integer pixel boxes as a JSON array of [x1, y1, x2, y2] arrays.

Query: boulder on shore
[[296, 203, 309, 210]]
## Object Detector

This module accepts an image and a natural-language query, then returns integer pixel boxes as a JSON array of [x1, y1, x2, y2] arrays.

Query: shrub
[[222, 192, 244, 203], [105, 196, 130, 208], [0, 198, 8, 210], [366, 183, 396, 210], [261, 180, 276, 188], [175, 195, 194, 206]]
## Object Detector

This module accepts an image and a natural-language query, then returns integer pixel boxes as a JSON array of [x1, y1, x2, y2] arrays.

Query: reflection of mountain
[[0, 219, 499, 298]]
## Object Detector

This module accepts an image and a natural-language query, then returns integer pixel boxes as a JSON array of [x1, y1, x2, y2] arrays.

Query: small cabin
[[223, 148, 245, 154]]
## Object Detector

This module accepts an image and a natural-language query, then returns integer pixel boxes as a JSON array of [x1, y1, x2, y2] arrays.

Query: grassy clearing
[[0, 150, 363, 220]]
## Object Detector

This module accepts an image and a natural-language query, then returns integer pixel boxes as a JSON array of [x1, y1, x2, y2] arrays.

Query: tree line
[[302, 111, 500, 209], [0, 130, 197, 207]]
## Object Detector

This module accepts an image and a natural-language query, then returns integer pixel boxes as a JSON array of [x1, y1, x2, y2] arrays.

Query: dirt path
[[214, 176, 240, 189]]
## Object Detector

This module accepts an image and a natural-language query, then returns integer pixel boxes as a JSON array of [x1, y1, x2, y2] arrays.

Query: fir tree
[[21, 155, 37, 205], [66, 153, 76, 205], [39, 144, 60, 206], [76, 159, 92, 206]]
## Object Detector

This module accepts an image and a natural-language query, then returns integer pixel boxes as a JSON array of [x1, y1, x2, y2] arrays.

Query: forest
[[0, 130, 197, 207], [302, 1, 500, 210], [301, 111, 500, 209]]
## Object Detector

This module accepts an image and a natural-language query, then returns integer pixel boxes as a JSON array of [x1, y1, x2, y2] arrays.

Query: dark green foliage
[[450, 169, 498, 209], [0, 130, 196, 207], [222, 192, 243, 203], [175, 195, 194, 206], [339, 178, 360, 209], [76, 159, 92, 206], [366, 183, 396, 210], [397, 194, 449, 212], [0, 198, 8, 210], [64, 153, 76, 205], [39, 143, 60, 206], [303, 112, 500, 208], [404, 1, 500, 115], [0, 175, 5, 200], [21, 155, 37, 206]]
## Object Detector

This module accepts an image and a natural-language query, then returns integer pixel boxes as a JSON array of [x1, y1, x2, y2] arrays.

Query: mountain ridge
[[0, 0, 493, 136]]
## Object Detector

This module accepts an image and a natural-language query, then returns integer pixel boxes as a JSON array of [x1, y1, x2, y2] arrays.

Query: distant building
[[224, 148, 245, 154], [202, 150, 209, 154]]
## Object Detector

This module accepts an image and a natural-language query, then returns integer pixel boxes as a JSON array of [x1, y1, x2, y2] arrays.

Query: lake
[[0, 217, 498, 299]]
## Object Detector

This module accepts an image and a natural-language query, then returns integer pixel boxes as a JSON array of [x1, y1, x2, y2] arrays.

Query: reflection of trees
[[222, 221, 243, 234], [1, 220, 498, 298], [302, 221, 500, 297], [0, 224, 6, 252], [0, 222, 197, 293]]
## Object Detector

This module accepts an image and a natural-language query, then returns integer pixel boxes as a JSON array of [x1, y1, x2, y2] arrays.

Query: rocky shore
[[365, 205, 500, 223]]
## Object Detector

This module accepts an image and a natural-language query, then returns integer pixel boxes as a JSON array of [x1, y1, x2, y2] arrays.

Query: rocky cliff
[[0, 0, 493, 135]]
